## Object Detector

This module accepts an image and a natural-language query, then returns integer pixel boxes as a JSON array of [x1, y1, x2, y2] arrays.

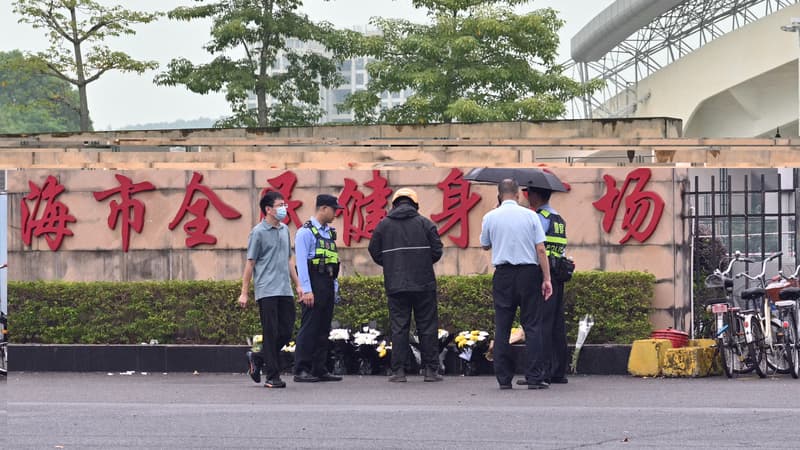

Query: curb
[[9, 343, 631, 375]]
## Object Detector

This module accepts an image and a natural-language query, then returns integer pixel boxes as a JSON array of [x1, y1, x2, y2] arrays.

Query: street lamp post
[[781, 18, 800, 135]]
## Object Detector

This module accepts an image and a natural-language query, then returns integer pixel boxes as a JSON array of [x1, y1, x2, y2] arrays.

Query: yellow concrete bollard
[[662, 346, 718, 377], [627, 339, 673, 377]]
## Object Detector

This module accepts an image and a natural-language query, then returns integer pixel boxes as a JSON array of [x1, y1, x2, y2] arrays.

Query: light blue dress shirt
[[480, 200, 546, 267]]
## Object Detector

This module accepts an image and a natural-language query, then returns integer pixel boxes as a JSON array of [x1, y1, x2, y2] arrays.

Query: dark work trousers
[[492, 264, 546, 386], [294, 267, 336, 377], [544, 280, 567, 379], [255, 296, 296, 381], [387, 290, 439, 373]]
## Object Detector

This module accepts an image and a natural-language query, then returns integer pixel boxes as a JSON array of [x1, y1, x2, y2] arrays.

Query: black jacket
[[368, 202, 443, 295]]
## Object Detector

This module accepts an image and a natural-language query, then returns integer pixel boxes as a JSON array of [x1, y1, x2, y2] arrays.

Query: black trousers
[[255, 296, 296, 380], [543, 280, 568, 379], [492, 264, 546, 385], [294, 269, 335, 376], [388, 290, 439, 373]]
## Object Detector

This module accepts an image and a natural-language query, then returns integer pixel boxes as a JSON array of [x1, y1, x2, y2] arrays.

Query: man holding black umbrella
[[480, 179, 552, 390], [525, 186, 570, 386]]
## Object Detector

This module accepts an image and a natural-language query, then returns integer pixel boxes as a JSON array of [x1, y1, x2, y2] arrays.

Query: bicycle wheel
[[718, 334, 735, 378], [750, 318, 768, 378], [0, 343, 6, 376], [767, 318, 791, 374], [787, 314, 799, 379]]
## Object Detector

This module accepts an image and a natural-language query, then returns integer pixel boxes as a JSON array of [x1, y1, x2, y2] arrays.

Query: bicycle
[[0, 310, 6, 376], [777, 266, 800, 379], [704, 251, 759, 377], [735, 252, 783, 378]]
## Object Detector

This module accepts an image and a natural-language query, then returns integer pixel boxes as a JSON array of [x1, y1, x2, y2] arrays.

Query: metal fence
[[685, 169, 799, 282]]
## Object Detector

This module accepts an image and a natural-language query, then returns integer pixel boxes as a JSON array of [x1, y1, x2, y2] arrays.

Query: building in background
[[245, 29, 412, 124]]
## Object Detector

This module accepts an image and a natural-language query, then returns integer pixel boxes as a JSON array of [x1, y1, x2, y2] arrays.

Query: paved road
[[4, 372, 800, 449]]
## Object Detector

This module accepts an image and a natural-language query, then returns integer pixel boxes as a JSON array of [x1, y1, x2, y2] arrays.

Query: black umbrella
[[464, 167, 568, 192]]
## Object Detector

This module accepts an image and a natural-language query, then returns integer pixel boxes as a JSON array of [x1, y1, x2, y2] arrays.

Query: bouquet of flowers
[[437, 329, 454, 373], [353, 326, 384, 375], [249, 334, 263, 354], [327, 328, 354, 375], [485, 326, 524, 362], [279, 340, 295, 372], [454, 330, 490, 376]]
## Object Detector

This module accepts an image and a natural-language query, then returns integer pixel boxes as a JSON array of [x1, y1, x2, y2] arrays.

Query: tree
[[0, 50, 82, 133], [155, 0, 359, 128], [13, 0, 160, 131], [345, 0, 602, 124]]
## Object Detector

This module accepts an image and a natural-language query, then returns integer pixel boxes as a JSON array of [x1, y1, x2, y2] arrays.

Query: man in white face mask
[[239, 191, 302, 389]]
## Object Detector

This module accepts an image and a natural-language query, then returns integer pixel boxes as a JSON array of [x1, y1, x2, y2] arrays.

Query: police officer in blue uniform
[[293, 194, 344, 383]]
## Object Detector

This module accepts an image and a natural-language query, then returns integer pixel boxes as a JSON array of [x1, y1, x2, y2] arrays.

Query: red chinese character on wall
[[260, 171, 303, 227], [169, 172, 242, 248], [93, 174, 157, 252], [20, 175, 76, 251], [431, 168, 481, 248], [336, 170, 391, 246], [592, 168, 665, 244]]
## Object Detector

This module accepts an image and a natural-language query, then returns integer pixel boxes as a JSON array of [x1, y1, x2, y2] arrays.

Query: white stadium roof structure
[[564, 0, 800, 138]]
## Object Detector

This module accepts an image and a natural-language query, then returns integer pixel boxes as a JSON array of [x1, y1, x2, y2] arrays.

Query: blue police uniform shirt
[[295, 216, 339, 294], [536, 203, 558, 233], [480, 200, 546, 267]]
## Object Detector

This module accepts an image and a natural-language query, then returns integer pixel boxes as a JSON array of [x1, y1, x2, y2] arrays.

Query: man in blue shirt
[[293, 194, 344, 383], [480, 179, 552, 390], [239, 191, 302, 389]]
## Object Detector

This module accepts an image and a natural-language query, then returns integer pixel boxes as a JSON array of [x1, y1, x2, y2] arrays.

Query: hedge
[[9, 271, 655, 345]]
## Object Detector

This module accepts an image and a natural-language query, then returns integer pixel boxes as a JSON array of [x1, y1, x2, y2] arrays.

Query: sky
[[0, 0, 615, 130]]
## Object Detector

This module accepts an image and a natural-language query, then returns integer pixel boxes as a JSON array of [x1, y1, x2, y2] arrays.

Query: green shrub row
[[9, 271, 655, 345]]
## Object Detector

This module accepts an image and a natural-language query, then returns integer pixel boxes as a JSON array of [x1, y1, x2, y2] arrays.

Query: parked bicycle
[[735, 251, 784, 377], [776, 266, 800, 379], [704, 251, 760, 377]]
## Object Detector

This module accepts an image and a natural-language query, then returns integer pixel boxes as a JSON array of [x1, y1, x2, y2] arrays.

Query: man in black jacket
[[368, 188, 444, 382]]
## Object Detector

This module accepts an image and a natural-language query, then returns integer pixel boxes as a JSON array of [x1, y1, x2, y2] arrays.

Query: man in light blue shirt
[[293, 194, 344, 383], [480, 179, 552, 390]]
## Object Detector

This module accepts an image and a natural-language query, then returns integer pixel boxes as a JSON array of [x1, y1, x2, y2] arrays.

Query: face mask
[[275, 206, 288, 221]]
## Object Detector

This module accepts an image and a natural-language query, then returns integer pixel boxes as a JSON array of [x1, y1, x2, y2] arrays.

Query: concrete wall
[[7, 167, 691, 330]]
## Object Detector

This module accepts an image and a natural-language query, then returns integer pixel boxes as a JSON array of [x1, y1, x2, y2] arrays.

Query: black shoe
[[316, 372, 343, 382], [246, 351, 261, 384], [527, 381, 550, 390], [499, 384, 512, 390], [388, 370, 407, 382], [423, 368, 443, 382], [293, 371, 320, 383], [264, 377, 286, 388], [549, 377, 568, 384]]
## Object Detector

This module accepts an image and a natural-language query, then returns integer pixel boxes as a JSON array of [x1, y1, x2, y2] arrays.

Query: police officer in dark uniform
[[526, 187, 569, 385], [293, 194, 344, 383]]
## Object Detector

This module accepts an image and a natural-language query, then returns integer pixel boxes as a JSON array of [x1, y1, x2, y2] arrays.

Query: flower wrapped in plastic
[[327, 328, 354, 375], [249, 334, 263, 354], [454, 330, 490, 376], [485, 326, 524, 362], [437, 329, 454, 373], [277, 340, 295, 372], [353, 326, 383, 375]]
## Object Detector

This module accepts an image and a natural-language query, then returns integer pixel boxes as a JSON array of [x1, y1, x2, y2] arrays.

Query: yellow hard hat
[[391, 188, 419, 206]]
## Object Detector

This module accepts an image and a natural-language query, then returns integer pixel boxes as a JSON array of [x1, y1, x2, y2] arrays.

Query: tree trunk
[[69, 6, 90, 131], [256, 0, 274, 128]]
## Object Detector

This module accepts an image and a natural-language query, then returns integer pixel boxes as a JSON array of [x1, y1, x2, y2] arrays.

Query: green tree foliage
[[155, 0, 359, 128], [344, 0, 602, 124], [13, 0, 160, 131], [0, 50, 82, 133]]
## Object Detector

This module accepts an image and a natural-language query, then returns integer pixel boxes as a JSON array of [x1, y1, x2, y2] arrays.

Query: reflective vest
[[537, 209, 567, 257], [304, 221, 340, 267]]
